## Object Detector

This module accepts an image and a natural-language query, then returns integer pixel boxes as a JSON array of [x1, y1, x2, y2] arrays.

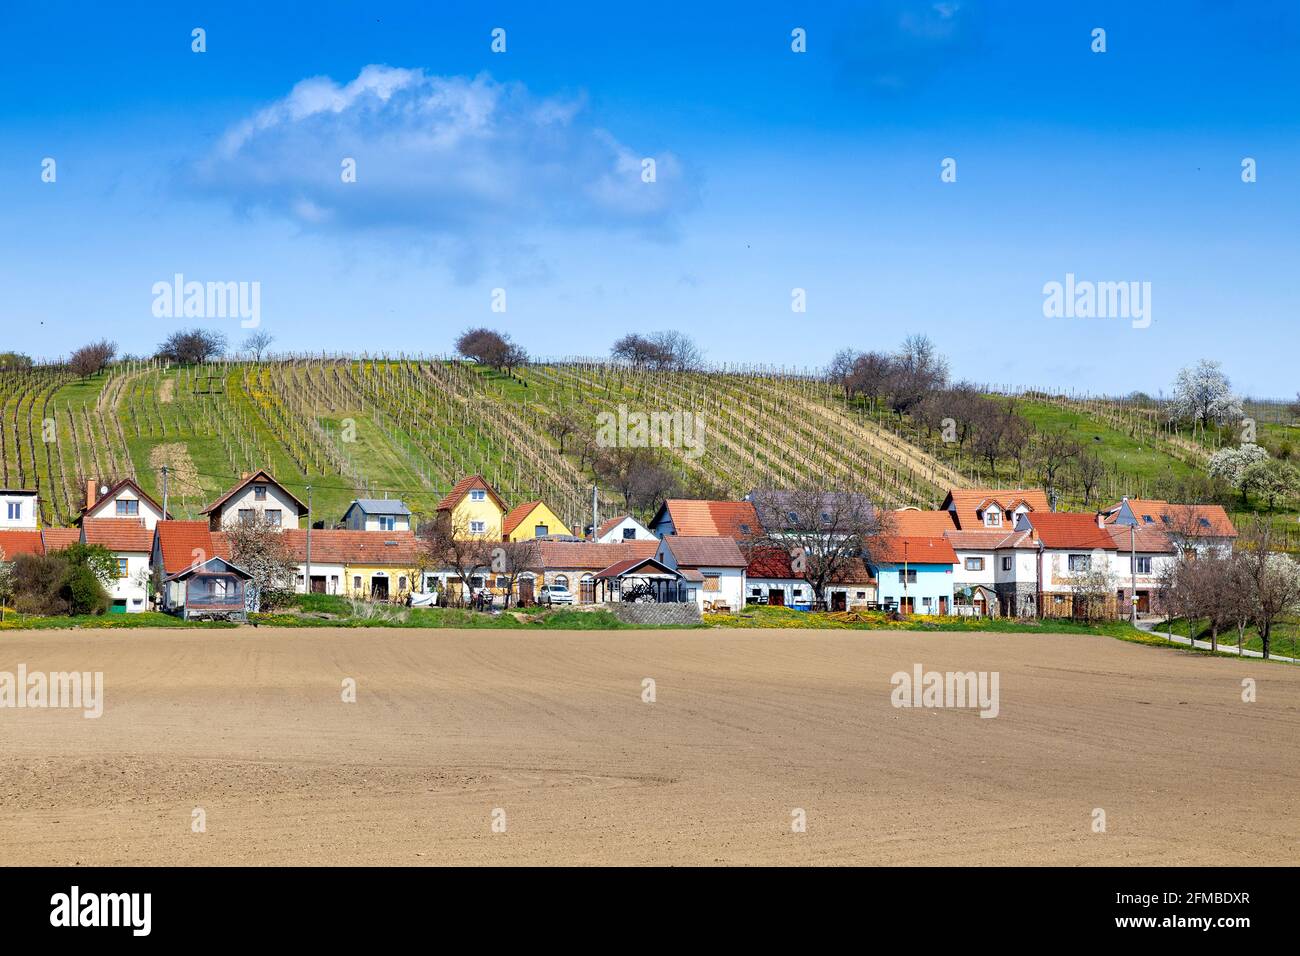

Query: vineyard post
[[161, 465, 169, 518]]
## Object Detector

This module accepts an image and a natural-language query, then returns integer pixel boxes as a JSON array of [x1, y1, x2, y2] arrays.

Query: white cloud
[[190, 66, 696, 244]]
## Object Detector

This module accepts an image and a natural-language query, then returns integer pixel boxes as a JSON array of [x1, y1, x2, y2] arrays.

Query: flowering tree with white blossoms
[[1168, 359, 1242, 430], [1207, 443, 1270, 503]]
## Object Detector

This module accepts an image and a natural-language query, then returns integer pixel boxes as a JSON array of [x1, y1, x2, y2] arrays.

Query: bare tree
[[595, 447, 682, 514], [491, 539, 542, 608], [242, 330, 275, 361], [751, 487, 892, 611], [1235, 519, 1300, 659], [547, 407, 583, 455], [1073, 452, 1107, 507], [455, 327, 527, 373], [1034, 432, 1079, 501], [223, 513, 298, 610], [417, 512, 493, 606], [157, 328, 227, 365], [68, 339, 117, 378], [611, 334, 668, 369], [844, 351, 894, 409]]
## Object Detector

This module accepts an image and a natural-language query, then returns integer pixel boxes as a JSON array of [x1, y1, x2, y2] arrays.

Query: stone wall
[[605, 602, 702, 627]]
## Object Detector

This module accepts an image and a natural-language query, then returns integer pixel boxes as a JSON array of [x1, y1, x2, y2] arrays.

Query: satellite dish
[[99, 485, 109, 495]]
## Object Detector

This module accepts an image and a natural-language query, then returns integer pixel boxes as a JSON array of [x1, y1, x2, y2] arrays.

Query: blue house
[[869, 536, 958, 615]]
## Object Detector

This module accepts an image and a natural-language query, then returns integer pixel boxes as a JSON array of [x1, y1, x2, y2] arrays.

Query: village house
[[744, 548, 811, 608], [1106, 523, 1177, 616], [341, 498, 411, 532], [649, 499, 761, 539], [200, 470, 308, 531], [79, 478, 170, 530], [436, 475, 508, 540], [941, 529, 1038, 617], [501, 500, 571, 541], [823, 557, 878, 611], [0, 488, 38, 530], [655, 535, 747, 612], [1015, 511, 1119, 618], [281, 529, 423, 600], [869, 536, 957, 615], [81, 518, 153, 613], [593, 514, 655, 543], [1100, 497, 1237, 557], [941, 487, 1052, 531]]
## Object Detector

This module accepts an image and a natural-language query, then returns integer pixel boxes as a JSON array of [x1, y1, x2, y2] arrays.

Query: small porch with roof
[[594, 557, 698, 604], [164, 556, 254, 621]]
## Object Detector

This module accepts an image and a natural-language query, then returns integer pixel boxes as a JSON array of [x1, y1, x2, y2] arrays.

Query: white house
[[0, 488, 38, 529], [1101, 497, 1237, 557], [81, 518, 153, 613], [655, 535, 747, 612], [200, 470, 308, 531], [341, 498, 412, 532], [80, 478, 170, 530], [594, 514, 656, 543]]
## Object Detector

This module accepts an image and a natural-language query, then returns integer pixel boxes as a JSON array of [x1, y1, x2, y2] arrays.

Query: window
[[398, 576, 407, 591], [6, 501, 20, 520], [898, 569, 917, 584], [1068, 554, 1091, 572], [534, 524, 548, 537], [254, 485, 267, 501], [378, 516, 395, 531], [965, 557, 985, 571], [116, 558, 129, 578], [703, 574, 721, 592], [116, 499, 139, 516], [1142, 515, 1154, 524], [1134, 556, 1152, 574], [470, 489, 486, 501], [238, 508, 255, 523], [330, 575, 339, 592], [622, 527, 636, 540], [792, 588, 803, 597], [353, 575, 362, 590], [787, 511, 799, 524], [751, 587, 762, 596], [983, 511, 1002, 527], [266, 509, 282, 527], [1001, 556, 1012, 571], [856, 591, 866, 599], [555, 575, 569, 589], [469, 520, 486, 535], [739, 523, 751, 535], [820, 512, 831, 524], [922, 597, 932, 608]]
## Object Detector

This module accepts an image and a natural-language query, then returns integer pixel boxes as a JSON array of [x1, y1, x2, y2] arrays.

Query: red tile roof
[[746, 547, 801, 579], [0, 530, 45, 559], [597, 514, 632, 538], [1107, 526, 1175, 553], [41, 528, 82, 552], [661, 535, 748, 568], [280, 530, 421, 566], [942, 488, 1051, 530], [539, 539, 659, 571], [943, 529, 1037, 550], [596, 556, 678, 579], [1103, 499, 1237, 537], [1026, 513, 1116, 550], [154, 521, 229, 575], [82, 518, 153, 552], [828, 557, 878, 585], [501, 501, 544, 537], [869, 536, 958, 565], [436, 475, 506, 513], [890, 509, 958, 535], [656, 499, 761, 538]]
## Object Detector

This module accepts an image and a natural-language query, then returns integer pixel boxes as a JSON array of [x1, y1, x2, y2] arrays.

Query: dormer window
[[1142, 515, 1154, 524], [983, 511, 1002, 528], [787, 511, 799, 524], [739, 523, 751, 535]]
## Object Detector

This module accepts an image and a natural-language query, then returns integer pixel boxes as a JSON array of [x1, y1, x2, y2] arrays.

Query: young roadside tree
[[417, 512, 493, 607], [242, 330, 275, 361], [224, 514, 298, 611], [1207, 443, 1270, 505], [157, 328, 227, 365], [1168, 359, 1242, 432], [490, 539, 542, 608], [1066, 566, 1118, 621], [750, 488, 893, 612], [1234, 519, 1300, 659], [68, 339, 117, 378]]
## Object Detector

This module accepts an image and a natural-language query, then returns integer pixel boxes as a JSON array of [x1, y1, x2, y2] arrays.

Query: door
[[519, 577, 535, 605], [371, 576, 389, 600], [900, 597, 915, 614], [1135, 590, 1150, 613], [831, 591, 847, 612], [310, 576, 326, 594], [939, 596, 948, 615], [768, 588, 785, 607], [580, 576, 595, 604]]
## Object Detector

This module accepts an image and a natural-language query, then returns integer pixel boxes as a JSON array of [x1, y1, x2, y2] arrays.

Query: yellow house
[[436, 475, 507, 540], [501, 500, 571, 541]]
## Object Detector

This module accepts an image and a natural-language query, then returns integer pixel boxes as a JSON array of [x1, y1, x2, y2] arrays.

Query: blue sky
[[2, 1, 1297, 395]]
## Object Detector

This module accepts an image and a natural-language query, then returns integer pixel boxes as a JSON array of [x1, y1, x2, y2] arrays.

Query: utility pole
[[305, 484, 313, 596], [902, 539, 909, 615], [1129, 522, 1137, 626], [161, 465, 169, 519], [592, 484, 598, 541]]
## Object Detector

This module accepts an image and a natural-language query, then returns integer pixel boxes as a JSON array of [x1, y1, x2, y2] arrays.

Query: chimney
[[1096, 512, 1105, 529], [241, 472, 250, 480], [85, 479, 97, 510]]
